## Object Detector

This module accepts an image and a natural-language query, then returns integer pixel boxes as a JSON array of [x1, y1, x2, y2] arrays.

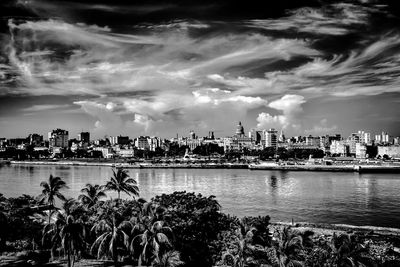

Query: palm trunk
[[67, 249, 71, 267], [117, 191, 121, 206]]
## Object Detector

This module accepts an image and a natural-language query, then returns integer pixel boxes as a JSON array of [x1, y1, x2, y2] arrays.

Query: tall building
[[375, 134, 382, 143], [235, 121, 245, 136], [265, 128, 278, 148], [109, 135, 130, 145], [48, 129, 69, 148], [189, 130, 196, 139], [29, 133, 43, 146], [278, 130, 286, 143], [249, 129, 263, 144], [134, 136, 161, 151], [347, 133, 360, 155], [78, 132, 90, 143], [330, 140, 349, 156], [382, 131, 389, 143]]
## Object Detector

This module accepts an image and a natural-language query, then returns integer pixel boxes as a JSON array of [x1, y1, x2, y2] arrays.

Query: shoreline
[[6, 160, 400, 173], [272, 221, 400, 236]]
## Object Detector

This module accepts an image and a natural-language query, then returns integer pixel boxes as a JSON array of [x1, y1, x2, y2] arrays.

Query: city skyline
[[1, 123, 397, 142], [1, 0, 400, 139]]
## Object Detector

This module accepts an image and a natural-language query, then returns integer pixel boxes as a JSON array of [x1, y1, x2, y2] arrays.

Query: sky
[[0, 0, 399, 140]]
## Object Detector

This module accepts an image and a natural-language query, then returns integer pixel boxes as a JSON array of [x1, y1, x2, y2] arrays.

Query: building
[[48, 129, 69, 148], [235, 121, 245, 136], [134, 136, 161, 151], [265, 128, 278, 149], [109, 135, 130, 145], [377, 146, 400, 159], [355, 143, 367, 159], [347, 133, 361, 155], [305, 135, 320, 147], [382, 132, 389, 143], [29, 134, 43, 146], [330, 140, 349, 156], [278, 130, 286, 143], [394, 137, 400, 145], [189, 130, 196, 139], [78, 132, 90, 143], [117, 148, 135, 158], [93, 147, 114, 158], [357, 130, 372, 145], [249, 129, 263, 145]]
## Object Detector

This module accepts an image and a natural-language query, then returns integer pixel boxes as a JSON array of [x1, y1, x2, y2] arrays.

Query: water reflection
[[0, 165, 400, 227]]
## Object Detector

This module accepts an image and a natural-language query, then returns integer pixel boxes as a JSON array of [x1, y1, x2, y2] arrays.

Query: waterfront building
[[235, 121, 245, 136], [265, 128, 278, 149], [189, 130, 196, 139], [305, 135, 320, 147], [330, 140, 349, 156], [223, 137, 233, 151], [347, 133, 361, 155], [355, 143, 367, 159], [29, 133, 43, 146], [357, 130, 371, 145], [382, 131, 389, 144], [278, 130, 286, 143], [229, 122, 253, 150], [0, 138, 6, 148], [233, 135, 253, 150], [48, 129, 69, 148], [249, 129, 263, 144], [109, 135, 130, 145], [375, 134, 382, 143], [94, 139, 107, 146], [319, 135, 330, 152], [7, 138, 28, 147], [394, 137, 400, 145], [377, 146, 400, 159], [117, 148, 135, 158], [93, 147, 114, 158], [78, 132, 90, 143], [70, 142, 79, 152], [134, 136, 161, 151]]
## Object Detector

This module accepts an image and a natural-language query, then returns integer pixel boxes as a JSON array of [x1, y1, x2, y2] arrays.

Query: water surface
[[1, 164, 399, 228]]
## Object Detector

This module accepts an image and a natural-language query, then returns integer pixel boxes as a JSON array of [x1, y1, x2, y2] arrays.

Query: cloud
[[256, 94, 305, 130], [2, 2, 400, 137], [268, 94, 305, 114], [192, 88, 268, 107], [22, 104, 70, 112], [305, 119, 338, 135], [245, 3, 381, 36]]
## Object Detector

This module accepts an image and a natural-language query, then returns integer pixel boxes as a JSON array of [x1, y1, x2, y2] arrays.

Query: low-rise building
[[378, 146, 400, 159], [356, 143, 367, 159], [330, 140, 349, 156]]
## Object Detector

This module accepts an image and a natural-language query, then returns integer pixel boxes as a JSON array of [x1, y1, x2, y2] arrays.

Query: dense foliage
[[0, 169, 399, 267]]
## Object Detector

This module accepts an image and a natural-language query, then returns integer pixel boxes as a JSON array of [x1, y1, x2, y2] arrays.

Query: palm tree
[[78, 184, 107, 207], [153, 251, 183, 267], [41, 198, 86, 263], [91, 215, 132, 266], [131, 220, 173, 266], [60, 215, 86, 267], [38, 175, 68, 223], [38, 175, 68, 207], [274, 227, 306, 267], [105, 168, 139, 200]]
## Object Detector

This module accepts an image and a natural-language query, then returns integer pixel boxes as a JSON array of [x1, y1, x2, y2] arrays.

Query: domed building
[[235, 121, 245, 136]]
